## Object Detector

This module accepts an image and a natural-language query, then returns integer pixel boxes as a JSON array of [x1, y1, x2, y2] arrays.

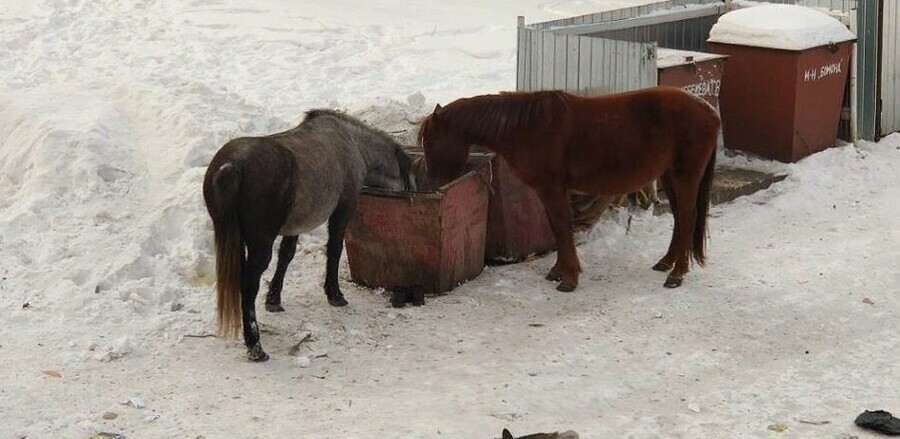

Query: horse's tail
[[207, 162, 243, 339], [692, 150, 716, 266]]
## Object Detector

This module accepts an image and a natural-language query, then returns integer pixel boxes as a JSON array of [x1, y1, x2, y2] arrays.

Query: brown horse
[[418, 86, 719, 291]]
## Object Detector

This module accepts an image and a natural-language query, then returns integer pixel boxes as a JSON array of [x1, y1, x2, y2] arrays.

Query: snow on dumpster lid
[[657, 48, 727, 69], [707, 4, 856, 51]]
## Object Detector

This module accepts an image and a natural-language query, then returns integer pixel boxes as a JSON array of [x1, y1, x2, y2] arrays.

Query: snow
[[656, 48, 727, 69], [642, 2, 723, 18], [708, 3, 857, 51], [1, 0, 898, 438]]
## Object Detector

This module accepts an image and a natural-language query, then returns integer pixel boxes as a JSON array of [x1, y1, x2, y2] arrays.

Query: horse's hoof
[[652, 261, 673, 272], [265, 303, 285, 313], [328, 296, 349, 307], [545, 270, 563, 282], [247, 345, 269, 362], [410, 290, 426, 306], [663, 276, 683, 288], [556, 282, 577, 292]]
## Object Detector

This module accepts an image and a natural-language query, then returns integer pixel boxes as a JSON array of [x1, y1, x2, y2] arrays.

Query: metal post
[[855, 0, 880, 140]]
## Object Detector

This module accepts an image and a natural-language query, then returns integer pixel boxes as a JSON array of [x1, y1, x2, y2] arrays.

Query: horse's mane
[[418, 90, 570, 146], [303, 109, 394, 141], [272, 109, 402, 149], [304, 108, 358, 125]]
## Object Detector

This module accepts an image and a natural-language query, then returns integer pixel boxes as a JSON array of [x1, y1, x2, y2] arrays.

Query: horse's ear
[[502, 428, 514, 439], [433, 103, 443, 114]]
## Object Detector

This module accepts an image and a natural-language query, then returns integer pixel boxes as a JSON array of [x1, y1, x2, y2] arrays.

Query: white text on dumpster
[[803, 59, 843, 83], [681, 79, 721, 98]]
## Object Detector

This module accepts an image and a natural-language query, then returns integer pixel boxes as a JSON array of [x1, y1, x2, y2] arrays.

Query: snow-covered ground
[[1, 1, 898, 438]]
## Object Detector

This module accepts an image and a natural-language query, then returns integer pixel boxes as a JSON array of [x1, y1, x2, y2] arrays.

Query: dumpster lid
[[657, 48, 727, 69], [707, 4, 856, 51]]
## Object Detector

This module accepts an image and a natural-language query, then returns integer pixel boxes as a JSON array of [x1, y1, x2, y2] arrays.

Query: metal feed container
[[472, 147, 616, 263], [472, 148, 557, 263], [411, 146, 614, 264], [345, 155, 491, 294], [657, 48, 727, 110], [707, 4, 856, 163]]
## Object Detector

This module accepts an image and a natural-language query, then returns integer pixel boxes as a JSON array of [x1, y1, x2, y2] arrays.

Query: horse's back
[[646, 86, 719, 128], [572, 86, 716, 125], [563, 87, 718, 193], [272, 115, 367, 183], [567, 86, 718, 151]]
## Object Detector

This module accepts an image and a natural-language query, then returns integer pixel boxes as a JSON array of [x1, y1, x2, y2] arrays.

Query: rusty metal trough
[[478, 152, 556, 263], [345, 155, 491, 294]]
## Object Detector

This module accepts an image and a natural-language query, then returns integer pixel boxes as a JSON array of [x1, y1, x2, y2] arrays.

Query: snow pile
[[708, 4, 856, 50]]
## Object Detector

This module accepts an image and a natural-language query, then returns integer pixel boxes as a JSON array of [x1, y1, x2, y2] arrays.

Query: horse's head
[[418, 104, 469, 188]]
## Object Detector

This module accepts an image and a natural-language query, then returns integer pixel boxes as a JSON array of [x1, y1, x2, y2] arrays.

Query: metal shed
[[881, 0, 900, 136], [516, 0, 900, 141]]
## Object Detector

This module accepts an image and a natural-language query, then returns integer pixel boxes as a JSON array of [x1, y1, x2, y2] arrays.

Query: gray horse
[[203, 109, 414, 362]]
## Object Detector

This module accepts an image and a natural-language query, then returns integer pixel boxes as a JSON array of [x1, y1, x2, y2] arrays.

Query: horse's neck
[[355, 135, 410, 190], [356, 141, 383, 167], [454, 123, 506, 155], [450, 92, 561, 158], [339, 125, 381, 164]]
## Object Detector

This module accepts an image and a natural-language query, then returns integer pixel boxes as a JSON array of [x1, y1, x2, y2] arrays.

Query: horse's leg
[[536, 185, 581, 292], [265, 235, 298, 312], [664, 177, 699, 288], [242, 243, 273, 361], [323, 200, 355, 307], [653, 171, 679, 272]]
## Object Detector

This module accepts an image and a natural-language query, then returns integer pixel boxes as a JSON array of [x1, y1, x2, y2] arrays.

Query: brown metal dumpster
[[470, 147, 615, 263], [657, 48, 727, 110], [409, 146, 612, 264], [707, 4, 856, 163], [345, 155, 491, 294], [476, 150, 557, 263]]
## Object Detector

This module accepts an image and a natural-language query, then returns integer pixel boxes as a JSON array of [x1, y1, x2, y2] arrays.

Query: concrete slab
[[654, 167, 787, 215]]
